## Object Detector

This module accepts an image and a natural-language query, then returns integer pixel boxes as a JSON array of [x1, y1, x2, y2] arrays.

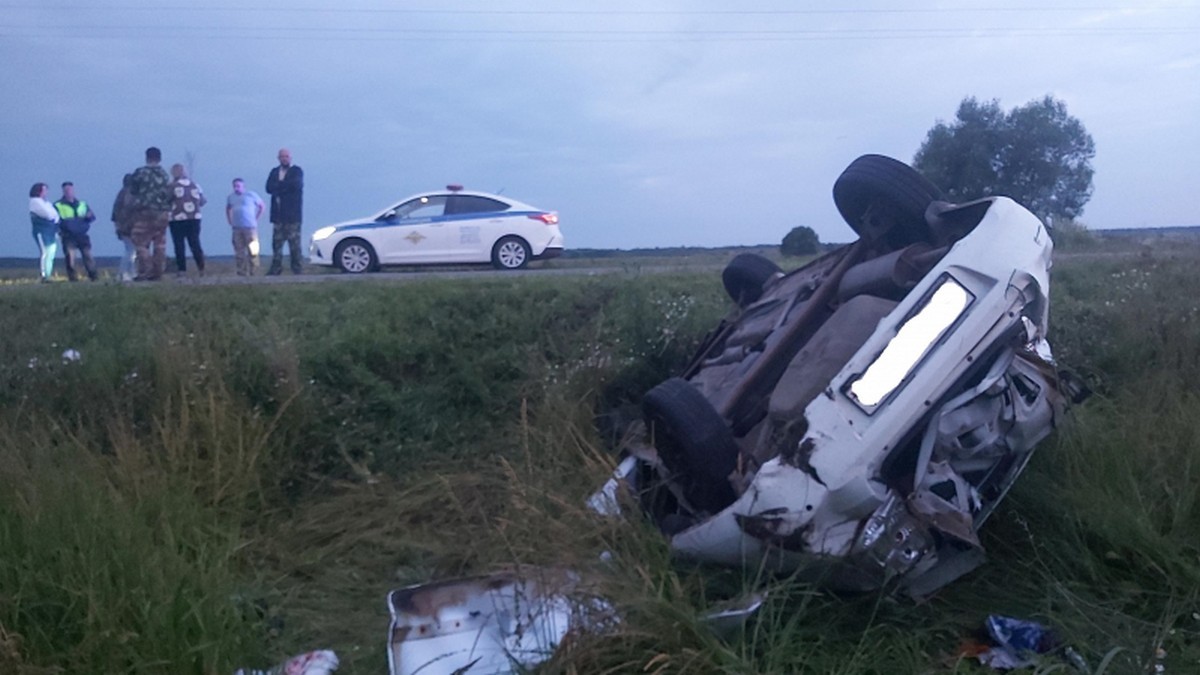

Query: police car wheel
[[492, 236, 531, 270], [334, 239, 377, 274]]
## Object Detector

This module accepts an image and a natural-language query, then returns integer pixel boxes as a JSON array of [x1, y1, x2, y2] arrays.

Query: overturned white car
[[608, 154, 1086, 597], [382, 155, 1088, 675]]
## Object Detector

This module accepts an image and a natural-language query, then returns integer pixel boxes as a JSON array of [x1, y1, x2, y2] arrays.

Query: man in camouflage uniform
[[265, 148, 304, 275], [128, 146, 173, 281]]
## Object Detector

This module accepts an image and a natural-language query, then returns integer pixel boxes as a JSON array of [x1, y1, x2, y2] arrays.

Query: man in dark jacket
[[54, 181, 98, 281], [265, 147, 304, 275]]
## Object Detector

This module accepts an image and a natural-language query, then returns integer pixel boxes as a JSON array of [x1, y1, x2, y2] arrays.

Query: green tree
[[781, 226, 820, 256], [913, 95, 1095, 224]]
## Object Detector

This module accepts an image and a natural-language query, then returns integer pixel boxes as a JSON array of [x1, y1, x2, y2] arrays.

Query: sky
[[1, 1, 1198, 257]]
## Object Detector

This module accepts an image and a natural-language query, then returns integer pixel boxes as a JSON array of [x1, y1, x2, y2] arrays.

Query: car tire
[[722, 253, 782, 307], [832, 154, 944, 245], [643, 377, 740, 513], [492, 236, 531, 270], [334, 239, 377, 274]]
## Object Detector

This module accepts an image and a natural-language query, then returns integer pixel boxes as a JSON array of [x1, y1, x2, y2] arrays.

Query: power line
[[4, 4, 1195, 44], [2, 27, 1194, 43], [1, 3, 1197, 14], [2, 25, 1193, 35], [5, 4, 1192, 43]]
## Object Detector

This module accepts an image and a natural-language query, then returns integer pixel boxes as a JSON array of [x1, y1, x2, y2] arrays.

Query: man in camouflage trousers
[[265, 148, 304, 275], [128, 146, 173, 281]]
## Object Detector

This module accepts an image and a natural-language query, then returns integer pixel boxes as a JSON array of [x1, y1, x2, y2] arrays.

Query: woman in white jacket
[[29, 182, 60, 281]]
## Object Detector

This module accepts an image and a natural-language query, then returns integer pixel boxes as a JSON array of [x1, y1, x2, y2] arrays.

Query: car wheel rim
[[341, 245, 370, 272], [498, 242, 526, 268]]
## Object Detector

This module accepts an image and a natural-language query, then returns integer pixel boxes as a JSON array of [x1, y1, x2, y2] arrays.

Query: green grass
[[1, 244, 1198, 673], [0, 244, 793, 285]]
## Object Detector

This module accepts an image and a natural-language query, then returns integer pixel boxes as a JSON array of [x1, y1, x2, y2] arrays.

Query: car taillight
[[529, 213, 558, 225]]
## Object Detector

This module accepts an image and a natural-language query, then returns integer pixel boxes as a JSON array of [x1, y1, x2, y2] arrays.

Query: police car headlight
[[312, 226, 336, 242]]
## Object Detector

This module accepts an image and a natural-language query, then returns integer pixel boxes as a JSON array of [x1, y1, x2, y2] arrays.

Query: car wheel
[[643, 377, 740, 514], [334, 239, 377, 274], [833, 154, 944, 245], [492, 236, 531, 270], [722, 253, 782, 307]]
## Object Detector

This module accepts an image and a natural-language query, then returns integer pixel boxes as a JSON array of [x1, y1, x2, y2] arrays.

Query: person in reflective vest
[[54, 181, 98, 281]]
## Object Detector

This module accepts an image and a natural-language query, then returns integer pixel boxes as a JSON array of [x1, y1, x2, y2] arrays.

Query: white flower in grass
[[61, 349, 81, 363]]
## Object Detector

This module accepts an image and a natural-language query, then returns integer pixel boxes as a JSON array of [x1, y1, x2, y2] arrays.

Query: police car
[[309, 186, 564, 272]]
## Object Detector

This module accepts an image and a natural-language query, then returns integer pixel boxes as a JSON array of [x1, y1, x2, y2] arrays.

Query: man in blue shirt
[[226, 178, 264, 276]]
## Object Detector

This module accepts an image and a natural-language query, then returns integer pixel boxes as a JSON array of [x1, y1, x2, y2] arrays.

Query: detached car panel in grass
[[385, 568, 760, 675], [308, 185, 564, 272], [618, 154, 1085, 596], [386, 570, 585, 675]]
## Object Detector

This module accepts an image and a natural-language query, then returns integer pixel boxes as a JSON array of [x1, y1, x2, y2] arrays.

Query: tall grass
[[1, 247, 1198, 673], [0, 348, 287, 672]]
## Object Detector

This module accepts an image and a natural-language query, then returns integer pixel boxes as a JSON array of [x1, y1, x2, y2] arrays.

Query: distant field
[[3, 224, 1196, 283], [0, 237, 1197, 673]]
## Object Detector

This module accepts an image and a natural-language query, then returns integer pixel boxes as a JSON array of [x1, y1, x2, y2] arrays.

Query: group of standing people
[[28, 146, 305, 282]]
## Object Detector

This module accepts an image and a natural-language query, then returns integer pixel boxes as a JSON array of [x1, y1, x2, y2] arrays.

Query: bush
[[1050, 218, 1097, 251], [780, 225, 820, 256]]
